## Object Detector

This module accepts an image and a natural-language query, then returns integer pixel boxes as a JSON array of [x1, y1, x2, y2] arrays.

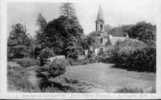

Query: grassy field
[[8, 61, 155, 93], [65, 63, 155, 92]]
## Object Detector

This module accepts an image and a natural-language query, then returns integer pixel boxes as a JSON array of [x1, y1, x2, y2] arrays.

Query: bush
[[38, 59, 66, 78], [36, 59, 67, 91], [8, 45, 31, 60], [39, 47, 55, 66], [8, 65, 40, 92], [48, 59, 66, 77], [109, 39, 156, 72], [13, 58, 40, 68]]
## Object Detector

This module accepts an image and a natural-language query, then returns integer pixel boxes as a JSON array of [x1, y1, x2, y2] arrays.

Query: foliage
[[108, 25, 132, 37], [8, 23, 31, 59], [38, 58, 66, 78], [65, 36, 83, 59], [87, 32, 100, 48], [43, 15, 83, 57], [109, 21, 156, 47], [13, 58, 40, 68], [127, 21, 156, 46], [60, 3, 76, 18], [8, 45, 30, 59], [33, 3, 84, 59], [35, 13, 48, 48], [109, 39, 156, 72], [48, 59, 66, 77], [38, 47, 55, 66], [36, 59, 67, 91]]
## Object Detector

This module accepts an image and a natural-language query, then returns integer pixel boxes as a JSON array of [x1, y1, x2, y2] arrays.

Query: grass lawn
[[8, 61, 155, 93], [65, 63, 155, 92]]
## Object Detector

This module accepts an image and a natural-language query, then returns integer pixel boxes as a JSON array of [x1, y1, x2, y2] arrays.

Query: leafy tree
[[8, 23, 31, 59], [108, 25, 132, 37], [44, 15, 83, 57], [60, 3, 76, 18], [87, 32, 101, 48], [127, 22, 156, 46], [35, 13, 48, 48], [41, 3, 84, 59], [80, 35, 89, 50], [65, 36, 82, 59]]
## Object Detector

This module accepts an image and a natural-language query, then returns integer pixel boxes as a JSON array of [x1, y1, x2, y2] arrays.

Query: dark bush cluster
[[37, 59, 67, 80], [112, 47, 156, 72], [98, 39, 156, 72], [38, 47, 55, 66], [109, 41, 156, 72], [36, 59, 67, 91]]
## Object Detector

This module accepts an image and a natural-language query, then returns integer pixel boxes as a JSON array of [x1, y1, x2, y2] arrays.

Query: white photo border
[[1, 0, 161, 99]]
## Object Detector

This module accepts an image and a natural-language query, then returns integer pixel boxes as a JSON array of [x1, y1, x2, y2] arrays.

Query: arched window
[[100, 24, 103, 31]]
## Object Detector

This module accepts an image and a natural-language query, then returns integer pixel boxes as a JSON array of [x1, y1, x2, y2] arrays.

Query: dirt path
[[65, 63, 155, 92]]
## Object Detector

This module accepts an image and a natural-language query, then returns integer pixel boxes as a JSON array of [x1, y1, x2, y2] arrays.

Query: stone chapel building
[[90, 6, 110, 55], [90, 5, 128, 55]]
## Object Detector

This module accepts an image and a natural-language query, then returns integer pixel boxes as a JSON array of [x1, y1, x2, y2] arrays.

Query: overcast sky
[[8, 0, 160, 36]]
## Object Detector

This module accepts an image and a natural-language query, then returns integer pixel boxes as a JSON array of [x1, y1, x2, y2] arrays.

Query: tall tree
[[36, 13, 47, 32], [41, 3, 84, 58], [8, 23, 31, 59], [60, 3, 76, 18], [35, 13, 47, 48]]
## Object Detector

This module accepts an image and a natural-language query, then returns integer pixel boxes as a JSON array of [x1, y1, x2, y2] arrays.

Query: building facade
[[92, 6, 110, 55]]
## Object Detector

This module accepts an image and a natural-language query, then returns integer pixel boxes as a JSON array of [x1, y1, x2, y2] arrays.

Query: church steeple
[[97, 5, 104, 21], [96, 5, 104, 32]]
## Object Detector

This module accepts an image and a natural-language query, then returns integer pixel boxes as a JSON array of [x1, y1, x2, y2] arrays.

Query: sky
[[7, 0, 160, 36]]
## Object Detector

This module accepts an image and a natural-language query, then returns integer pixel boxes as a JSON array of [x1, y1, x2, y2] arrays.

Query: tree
[[38, 3, 84, 59], [127, 22, 156, 46], [65, 36, 82, 59], [44, 15, 83, 57], [8, 23, 31, 59], [35, 13, 48, 48], [108, 25, 132, 37], [60, 3, 76, 18]]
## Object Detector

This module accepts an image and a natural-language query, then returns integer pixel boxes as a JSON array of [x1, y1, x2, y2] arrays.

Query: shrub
[[36, 59, 67, 91], [37, 59, 67, 79], [8, 45, 31, 60], [109, 39, 156, 72], [48, 59, 66, 77], [8, 65, 40, 92], [13, 58, 40, 68], [39, 47, 55, 66]]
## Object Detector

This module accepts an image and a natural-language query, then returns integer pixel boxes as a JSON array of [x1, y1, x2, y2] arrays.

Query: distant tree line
[[105, 22, 156, 72], [109, 21, 156, 47]]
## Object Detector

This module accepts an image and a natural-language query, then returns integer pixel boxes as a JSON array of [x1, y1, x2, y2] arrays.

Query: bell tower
[[96, 5, 104, 32]]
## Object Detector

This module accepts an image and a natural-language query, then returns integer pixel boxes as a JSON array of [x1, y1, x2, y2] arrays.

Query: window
[[100, 38, 103, 43]]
